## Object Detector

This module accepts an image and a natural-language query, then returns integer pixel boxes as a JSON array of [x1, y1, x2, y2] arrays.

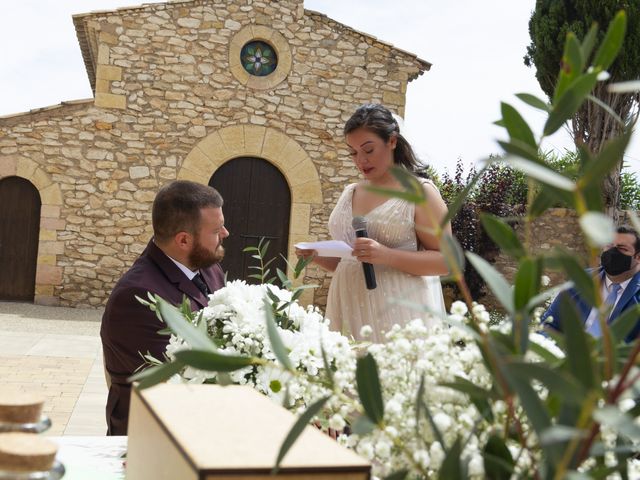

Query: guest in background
[[101, 180, 228, 435], [297, 104, 450, 343], [542, 225, 640, 342]]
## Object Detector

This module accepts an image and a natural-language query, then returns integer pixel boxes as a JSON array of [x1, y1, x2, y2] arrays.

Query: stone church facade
[[0, 0, 429, 308]]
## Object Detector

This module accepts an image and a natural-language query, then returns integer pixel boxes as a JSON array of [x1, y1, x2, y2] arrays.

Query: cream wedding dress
[[325, 182, 446, 343]]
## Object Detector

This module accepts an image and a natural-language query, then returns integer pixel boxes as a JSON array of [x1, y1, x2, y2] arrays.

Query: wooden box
[[126, 384, 370, 480]]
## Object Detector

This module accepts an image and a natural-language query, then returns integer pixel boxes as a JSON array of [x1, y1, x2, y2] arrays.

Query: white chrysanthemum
[[450, 300, 468, 316]]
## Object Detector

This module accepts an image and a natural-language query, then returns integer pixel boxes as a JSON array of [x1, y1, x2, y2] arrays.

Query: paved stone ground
[[0, 301, 107, 435]]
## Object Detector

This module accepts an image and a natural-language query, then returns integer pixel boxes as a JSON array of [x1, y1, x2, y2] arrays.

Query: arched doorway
[[0, 176, 42, 301], [209, 157, 291, 283]]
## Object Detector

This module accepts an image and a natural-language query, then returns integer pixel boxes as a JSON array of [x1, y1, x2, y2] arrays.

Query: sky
[[1, 0, 638, 177]]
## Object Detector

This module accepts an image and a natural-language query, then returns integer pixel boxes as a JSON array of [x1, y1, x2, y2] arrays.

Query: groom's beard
[[189, 237, 225, 270]]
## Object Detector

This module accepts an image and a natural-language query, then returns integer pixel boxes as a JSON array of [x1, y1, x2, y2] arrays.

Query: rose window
[[240, 41, 278, 77]]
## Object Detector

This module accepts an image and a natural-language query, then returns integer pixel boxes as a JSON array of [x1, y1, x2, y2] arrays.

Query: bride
[[297, 104, 450, 343]]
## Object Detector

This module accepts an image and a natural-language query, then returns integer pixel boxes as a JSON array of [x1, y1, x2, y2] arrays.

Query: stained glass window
[[240, 41, 278, 77]]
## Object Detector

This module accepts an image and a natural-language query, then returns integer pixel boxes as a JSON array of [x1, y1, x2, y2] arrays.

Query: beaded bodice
[[328, 183, 418, 254]]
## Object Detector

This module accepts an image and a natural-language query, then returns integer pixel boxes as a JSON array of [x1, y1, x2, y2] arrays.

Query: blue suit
[[541, 269, 640, 342]]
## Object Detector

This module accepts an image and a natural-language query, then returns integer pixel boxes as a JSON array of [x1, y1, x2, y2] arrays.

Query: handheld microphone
[[352, 216, 377, 290]]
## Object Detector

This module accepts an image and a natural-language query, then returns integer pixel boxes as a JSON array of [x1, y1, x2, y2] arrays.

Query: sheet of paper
[[295, 240, 353, 258]]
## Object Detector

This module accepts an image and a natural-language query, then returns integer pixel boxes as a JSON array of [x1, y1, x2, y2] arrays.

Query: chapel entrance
[[0, 176, 42, 301], [209, 157, 291, 284]]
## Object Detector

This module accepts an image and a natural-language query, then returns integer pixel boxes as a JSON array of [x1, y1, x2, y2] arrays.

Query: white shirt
[[167, 256, 198, 280], [584, 275, 632, 330]]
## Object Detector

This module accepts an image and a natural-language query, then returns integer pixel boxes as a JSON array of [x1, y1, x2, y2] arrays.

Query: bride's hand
[[352, 238, 387, 265], [295, 247, 317, 260]]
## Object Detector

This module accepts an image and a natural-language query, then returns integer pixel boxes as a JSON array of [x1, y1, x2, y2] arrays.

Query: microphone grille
[[352, 216, 367, 231]]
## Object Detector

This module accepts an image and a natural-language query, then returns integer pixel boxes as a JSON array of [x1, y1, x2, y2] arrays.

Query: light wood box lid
[[134, 384, 370, 472]]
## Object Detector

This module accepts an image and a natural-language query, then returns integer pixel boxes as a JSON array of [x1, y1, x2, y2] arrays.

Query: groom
[[101, 180, 228, 435]]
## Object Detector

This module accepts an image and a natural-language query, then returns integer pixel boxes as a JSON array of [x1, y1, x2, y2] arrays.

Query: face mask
[[600, 247, 633, 276]]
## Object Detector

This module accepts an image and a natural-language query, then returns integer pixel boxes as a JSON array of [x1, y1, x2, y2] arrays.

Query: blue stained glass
[[240, 41, 278, 77]]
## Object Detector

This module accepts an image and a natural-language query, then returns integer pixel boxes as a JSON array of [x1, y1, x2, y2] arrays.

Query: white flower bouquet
[[156, 280, 354, 412]]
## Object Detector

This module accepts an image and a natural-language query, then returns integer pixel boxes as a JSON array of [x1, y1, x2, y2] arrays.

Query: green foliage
[[439, 159, 527, 298], [243, 237, 277, 284], [525, 1, 640, 98], [525, 3, 640, 210], [621, 168, 640, 209]]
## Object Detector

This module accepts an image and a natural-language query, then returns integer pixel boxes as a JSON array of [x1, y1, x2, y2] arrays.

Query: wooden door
[[0, 176, 42, 301], [209, 157, 291, 284]]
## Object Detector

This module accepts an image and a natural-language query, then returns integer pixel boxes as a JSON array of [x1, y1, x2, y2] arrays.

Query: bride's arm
[[352, 182, 451, 276]]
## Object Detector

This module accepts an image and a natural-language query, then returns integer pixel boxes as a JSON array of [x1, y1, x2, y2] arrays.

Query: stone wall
[[0, 0, 427, 307], [492, 208, 588, 285]]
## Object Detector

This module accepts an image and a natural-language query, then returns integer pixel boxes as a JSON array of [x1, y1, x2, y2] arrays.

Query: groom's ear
[[174, 231, 194, 251]]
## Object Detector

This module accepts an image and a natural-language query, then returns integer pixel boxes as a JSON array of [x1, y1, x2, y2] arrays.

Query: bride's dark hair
[[343, 103, 421, 174]]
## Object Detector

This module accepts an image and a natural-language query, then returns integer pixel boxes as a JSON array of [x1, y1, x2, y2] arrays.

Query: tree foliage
[[524, 1, 640, 213]]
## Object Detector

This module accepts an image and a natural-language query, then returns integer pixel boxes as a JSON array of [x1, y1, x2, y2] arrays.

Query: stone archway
[[178, 125, 323, 299], [0, 156, 64, 305], [178, 125, 323, 250]]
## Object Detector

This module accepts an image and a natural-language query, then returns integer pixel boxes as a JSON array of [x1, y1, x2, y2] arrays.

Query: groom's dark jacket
[[541, 268, 640, 343], [100, 240, 224, 436]]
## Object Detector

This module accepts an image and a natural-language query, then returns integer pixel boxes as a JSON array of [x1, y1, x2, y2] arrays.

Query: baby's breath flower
[[328, 414, 346, 431], [360, 325, 373, 338]]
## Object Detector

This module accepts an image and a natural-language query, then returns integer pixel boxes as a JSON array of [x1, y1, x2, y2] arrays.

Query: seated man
[[101, 180, 228, 435], [542, 225, 640, 342]]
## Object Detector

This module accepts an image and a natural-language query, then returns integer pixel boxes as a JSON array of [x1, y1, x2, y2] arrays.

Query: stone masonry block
[[95, 79, 111, 94], [97, 44, 110, 65], [287, 159, 320, 187], [382, 91, 405, 107], [96, 65, 122, 81], [15, 158, 38, 180], [129, 166, 150, 179], [40, 185, 63, 206], [289, 202, 311, 235], [35, 264, 63, 285], [196, 131, 231, 164], [219, 125, 245, 153], [99, 31, 118, 45], [34, 295, 59, 307], [31, 167, 53, 190], [40, 217, 65, 230], [95, 93, 126, 110], [35, 284, 55, 296], [229, 64, 249, 85], [0, 156, 16, 178], [38, 230, 57, 241], [39, 241, 65, 255], [186, 147, 215, 177], [40, 205, 61, 218], [291, 180, 323, 204], [279, 139, 307, 170], [251, 25, 276, 42], [37, 255, 57, 266], [260, 129, 288, 162], [176, 167, 204, 183], [243, 125, 266, 156]]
